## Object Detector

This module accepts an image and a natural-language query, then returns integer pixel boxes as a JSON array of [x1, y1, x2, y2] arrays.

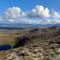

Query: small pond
[[0, 45, 12, 51]]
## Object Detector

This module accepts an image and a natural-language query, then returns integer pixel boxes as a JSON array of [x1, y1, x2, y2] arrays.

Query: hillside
[[0, 26, 60, 60]]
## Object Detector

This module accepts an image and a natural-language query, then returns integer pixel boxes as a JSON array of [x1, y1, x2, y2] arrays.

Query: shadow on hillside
[[14, 36, 29, 48]]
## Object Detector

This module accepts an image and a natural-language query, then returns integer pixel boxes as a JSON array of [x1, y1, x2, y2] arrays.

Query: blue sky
[[0, 0, 60, 24], [0, 0, 60, 13]]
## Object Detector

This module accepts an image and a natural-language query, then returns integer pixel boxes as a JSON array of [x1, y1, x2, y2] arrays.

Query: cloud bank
[[0, 5, 60, 24]]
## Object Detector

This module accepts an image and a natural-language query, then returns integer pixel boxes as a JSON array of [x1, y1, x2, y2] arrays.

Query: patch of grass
[[0, 33, 16, 46]]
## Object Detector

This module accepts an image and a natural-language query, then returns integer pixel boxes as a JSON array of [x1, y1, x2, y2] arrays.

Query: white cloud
[[42, 19, 60, 24], [2, 7, 26, 23], [5, 7, 26, 19], [51, 11, 60, 18], [28, 5, 50, 18], [0, 17, 2, 21], [15, 18, 60, 24]]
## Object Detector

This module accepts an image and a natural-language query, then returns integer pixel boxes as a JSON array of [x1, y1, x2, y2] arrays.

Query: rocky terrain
[[0, 26, 60, 60], [0, 41, 60, 60]]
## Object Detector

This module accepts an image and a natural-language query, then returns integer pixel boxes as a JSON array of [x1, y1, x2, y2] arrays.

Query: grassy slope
[[0, 27, 60, 47]]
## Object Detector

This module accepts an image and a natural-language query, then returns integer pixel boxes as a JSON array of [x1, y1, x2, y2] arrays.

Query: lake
[[0, 45, 12, 51]]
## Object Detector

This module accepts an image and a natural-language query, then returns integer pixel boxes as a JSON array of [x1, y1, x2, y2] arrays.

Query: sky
[[0, 0, 60, 24]]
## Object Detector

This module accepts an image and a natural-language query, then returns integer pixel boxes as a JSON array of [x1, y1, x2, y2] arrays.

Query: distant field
[[0, 34, 15, 46]]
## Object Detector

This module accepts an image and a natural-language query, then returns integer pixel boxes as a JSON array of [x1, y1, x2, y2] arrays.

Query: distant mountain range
[[0, 23, 60, 30]]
